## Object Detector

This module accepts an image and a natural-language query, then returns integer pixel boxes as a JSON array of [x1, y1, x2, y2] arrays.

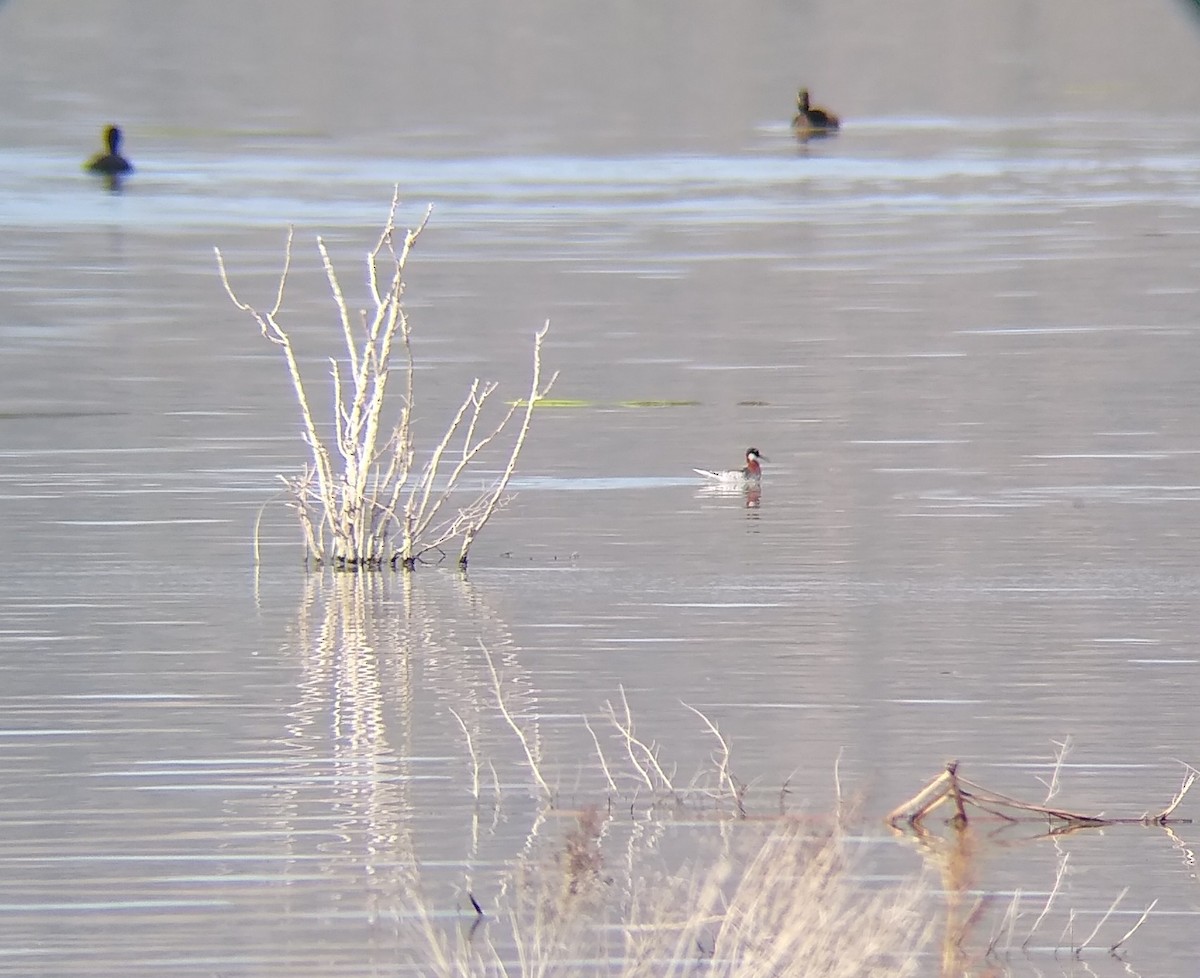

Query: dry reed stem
[[1022, 850, 1069, 948], [605, 689, 654, 793], [480, 641, 552, 800], [986, 890, 1022, 956], [1109, 898, 1157, 953], [681, 701, 745, 816], [622, 825, 930, 978], [893, 760, 1191, 830], [1151, 763, 1198, 821], [887, 768, 954, 826], [604, 685, 677, 797], [1037, 735, 1072, 804], [448, 706, 481, 801], [1075, 886, 1128, 954], [583, 714, 619, 795]]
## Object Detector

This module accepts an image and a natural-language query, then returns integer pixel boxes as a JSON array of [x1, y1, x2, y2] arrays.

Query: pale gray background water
[[3, 1, 1200, 975]]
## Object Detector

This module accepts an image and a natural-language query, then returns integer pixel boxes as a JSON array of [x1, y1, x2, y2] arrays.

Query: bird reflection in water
[[697, 481, 762, 510]]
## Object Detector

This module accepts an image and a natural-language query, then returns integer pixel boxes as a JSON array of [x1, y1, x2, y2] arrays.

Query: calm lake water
[[3, 2, 1200, 975]]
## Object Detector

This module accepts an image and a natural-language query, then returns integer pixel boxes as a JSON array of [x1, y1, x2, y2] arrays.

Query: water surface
[[3, 2, 1200, 975]]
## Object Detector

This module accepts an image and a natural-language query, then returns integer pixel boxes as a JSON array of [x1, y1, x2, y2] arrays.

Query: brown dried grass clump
[[617, 823, 930, 978], [406, 816, 929, 978]]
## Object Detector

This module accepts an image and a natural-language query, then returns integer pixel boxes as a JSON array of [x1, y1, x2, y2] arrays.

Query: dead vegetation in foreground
[[886, 745, 1197, 970], [888, 757, 1196, 833], [410, 652, 1193, 977], [292, 581, 1194, 977], [367, 641, 933, 977], [453, 819, 931, 978]]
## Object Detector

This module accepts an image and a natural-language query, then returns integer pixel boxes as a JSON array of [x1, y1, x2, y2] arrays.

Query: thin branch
[[1076, 887, 1127, 953], [583, 715, 619, 795], [604, 692, 653, 793], [1022, 851, 1068, 948], [1109, 899, 1157, 954], [317, 235, 358, 379], [1151, 764, 1198, 822], [1037, 736, 1072, 804], [605, 685, 676, 796], [479, 641, 551, 800], [448, 707, 481, 802], [680, 701, 743, 815], [458, 320, 557, 566]]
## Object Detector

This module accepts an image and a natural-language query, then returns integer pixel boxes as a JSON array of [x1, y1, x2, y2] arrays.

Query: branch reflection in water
[[278, 572, 546, 944], [266, 571, 929, 976]]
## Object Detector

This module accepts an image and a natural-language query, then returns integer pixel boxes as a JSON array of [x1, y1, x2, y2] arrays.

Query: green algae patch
[[510, 398, 594, 409]]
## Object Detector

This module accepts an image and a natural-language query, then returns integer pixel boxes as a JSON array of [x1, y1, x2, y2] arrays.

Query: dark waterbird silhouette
[[85, 125, 134, 188], [792, 89, 840, 139]]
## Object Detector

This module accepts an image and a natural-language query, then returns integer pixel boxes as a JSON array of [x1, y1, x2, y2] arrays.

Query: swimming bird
[[694, 447, 768, 484], [85, 125, 134, 177], [792, 89, 840, 136]]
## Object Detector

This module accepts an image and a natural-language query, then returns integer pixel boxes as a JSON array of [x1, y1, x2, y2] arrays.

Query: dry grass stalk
[[1109, 897, 1157, 954], [480, 640, 552, 801], [583, 714, 619, 795], [681, 701, 747, 816], [395, 819, 929, 978], [1151, 762, 1198, 822], [448, 706, 482, 802], [604, 685, 678, 798], [621, 824, 930, 978], [1037, 735, 1073, 804], [215, 190, 556, 570], [1021, 850, 1069, 948]]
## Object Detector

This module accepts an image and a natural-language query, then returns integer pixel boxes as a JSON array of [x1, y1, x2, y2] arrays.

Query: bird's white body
[[693, 448, 767, 485]]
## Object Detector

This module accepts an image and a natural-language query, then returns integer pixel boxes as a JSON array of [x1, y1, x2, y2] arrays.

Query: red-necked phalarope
[[693, 447, 768, 484]]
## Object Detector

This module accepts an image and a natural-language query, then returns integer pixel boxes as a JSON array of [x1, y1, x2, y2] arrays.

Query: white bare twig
[[1037, 736, 1072, 804], [584, 715, 619, 795], [604, 686, 676, 796], [681, 701, 743, 815], [985, 890, 1022, 956], [1022, 850, 1068, 948], [479, 641, 551, 800], [1075, 887, 1127, 953], [1153, 762, 1198, 821], [1109, 898, 1157, 954], [448, 707, 481, 802]]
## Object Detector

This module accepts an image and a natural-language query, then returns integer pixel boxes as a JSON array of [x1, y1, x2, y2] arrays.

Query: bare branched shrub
[[215, 190, 556, 570]]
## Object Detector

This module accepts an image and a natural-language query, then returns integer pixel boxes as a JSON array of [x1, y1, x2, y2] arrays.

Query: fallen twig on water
[[887, 759, 1194, 831]]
